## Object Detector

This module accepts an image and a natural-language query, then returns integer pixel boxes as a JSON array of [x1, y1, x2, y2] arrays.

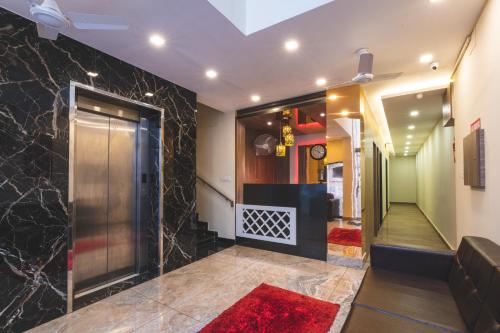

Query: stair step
[[196, 238, 235, 260], [197, 229, 218, 245], [196, 220, 209, 231]]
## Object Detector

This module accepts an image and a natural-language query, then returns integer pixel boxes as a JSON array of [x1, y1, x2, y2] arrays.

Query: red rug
[[198, 283, 339, 333], [328, 227, 362, 247]]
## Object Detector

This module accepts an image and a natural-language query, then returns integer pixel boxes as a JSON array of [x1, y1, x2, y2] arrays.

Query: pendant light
[[276, 121, 286, 157], [282, 109, 294, 147]]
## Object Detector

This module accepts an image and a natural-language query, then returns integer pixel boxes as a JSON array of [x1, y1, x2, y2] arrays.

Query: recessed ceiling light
[[407, 135, 413, 139], [408, 125, 416, 130], [404, 153, 408, 156], [410, 110, 420, 117], [267, 121, 272, 126], [149, 34, 166, 47], [87, 71, 98, 77], [272, 107, 280, 111], [205, 69, 218, 79], [316, 78, 327, 86], [340, 110, 350, 117], [251, 94, 261, 102], [320, 112, 326, 117], [429, 0, 444, 3], [416, 93, 424, 100], [145, 92, 154, 97], [328, 94, 338, 101], [420, 53, 433, 63], [284, 39, 299, 52], [406, 141, 411, 145]]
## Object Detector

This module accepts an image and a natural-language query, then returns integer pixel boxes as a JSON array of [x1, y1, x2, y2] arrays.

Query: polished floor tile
[[28, 246, 366, 333], [376, 203, 450, 250]]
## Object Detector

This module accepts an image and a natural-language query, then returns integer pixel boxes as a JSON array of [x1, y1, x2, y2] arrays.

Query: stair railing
[[196, 175, 234, 207]]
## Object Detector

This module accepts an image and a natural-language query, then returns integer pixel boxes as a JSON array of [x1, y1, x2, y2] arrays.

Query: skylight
[[207, 0, 335, 35]]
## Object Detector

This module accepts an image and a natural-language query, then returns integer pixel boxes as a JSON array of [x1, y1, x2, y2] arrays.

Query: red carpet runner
[[328, 227, 362, 247], [198, 283, 339, 333]]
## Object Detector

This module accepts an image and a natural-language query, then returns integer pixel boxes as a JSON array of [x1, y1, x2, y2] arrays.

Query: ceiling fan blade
[[371, 72, 403, 82], [328, 80, 355, 89], [36, 22, 59, 40], [67, 12, 129, 30]]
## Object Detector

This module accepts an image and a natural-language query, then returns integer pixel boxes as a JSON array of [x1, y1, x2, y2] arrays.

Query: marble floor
[[28, 246, 366, 333], [327, 219, 364, 268]]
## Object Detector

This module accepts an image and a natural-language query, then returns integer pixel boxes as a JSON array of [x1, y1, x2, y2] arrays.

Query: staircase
[[195, 216, 234, 260], [195, 176, 235, 259]]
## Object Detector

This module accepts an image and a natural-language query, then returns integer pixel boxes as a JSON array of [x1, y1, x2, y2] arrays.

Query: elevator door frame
[[68, 81, 164, 313]]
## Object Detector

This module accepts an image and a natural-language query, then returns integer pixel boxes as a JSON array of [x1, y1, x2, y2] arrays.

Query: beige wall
[[360, 89, 390, 254], [416, 123, 456, 248], [452, 0, 500, 245], [196, 104, 235, 239], [390, 157, 417, 203]]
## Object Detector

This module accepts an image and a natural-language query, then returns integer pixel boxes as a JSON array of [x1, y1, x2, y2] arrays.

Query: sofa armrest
[[370, 242, 456, 281]]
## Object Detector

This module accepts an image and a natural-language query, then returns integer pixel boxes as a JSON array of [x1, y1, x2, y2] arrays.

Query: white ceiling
[[1, 0, 484, 124], [383, 89, 445, 156]]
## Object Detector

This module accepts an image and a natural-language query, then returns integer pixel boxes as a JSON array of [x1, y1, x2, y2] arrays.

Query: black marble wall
[[0, 8, 196, 332]]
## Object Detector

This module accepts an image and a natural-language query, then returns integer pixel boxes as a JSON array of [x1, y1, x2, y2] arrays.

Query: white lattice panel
[[236, 204, 297, 245]]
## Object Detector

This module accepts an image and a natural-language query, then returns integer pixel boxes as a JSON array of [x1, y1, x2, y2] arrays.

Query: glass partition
[[325, 85, 365, 267]]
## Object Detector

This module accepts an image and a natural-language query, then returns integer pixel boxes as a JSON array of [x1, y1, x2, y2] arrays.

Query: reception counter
[[236, 184, 327, 261]]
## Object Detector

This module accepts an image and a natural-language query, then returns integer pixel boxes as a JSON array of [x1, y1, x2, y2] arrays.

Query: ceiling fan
[[329, 48, 402, 88], [28, 0, 129, 40]]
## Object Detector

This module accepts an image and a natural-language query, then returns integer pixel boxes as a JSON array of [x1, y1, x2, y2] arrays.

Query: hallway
[[375, 203, 450, 250]]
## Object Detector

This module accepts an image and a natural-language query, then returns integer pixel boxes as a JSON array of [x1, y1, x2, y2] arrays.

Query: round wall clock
[[310, 144, 327, 160]]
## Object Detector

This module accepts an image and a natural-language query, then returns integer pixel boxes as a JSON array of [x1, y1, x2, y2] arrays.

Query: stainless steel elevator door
[[107, 117, 137, 279], [74, 110, 137, 293]]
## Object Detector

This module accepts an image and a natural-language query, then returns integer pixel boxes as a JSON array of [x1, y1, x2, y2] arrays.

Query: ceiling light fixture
[[406, 141, 411, 145], [251, 94, 261, 102], [316, 78, 327, 86], [149, 34, 166, 47], [340, 110, 350, 117], [408, 125, 416, 130], [407, 135, 413, 139], [419, 53, 433, 63], [87, 71, 98, 77], [267, 121, 272, 126], [284, 39, 299, 52], [328, 94, 338, 101], [410, 110, 420, 117], [416, 93, 424, 100], [145, 92, 154, 97], [272, 107, 281, 111], [205, 69, 218, 79], [320, 112, 326, 117]]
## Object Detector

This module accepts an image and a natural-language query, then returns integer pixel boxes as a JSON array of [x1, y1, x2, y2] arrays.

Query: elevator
[[68, 82, 164, 307], [73, 109, 138, 293]]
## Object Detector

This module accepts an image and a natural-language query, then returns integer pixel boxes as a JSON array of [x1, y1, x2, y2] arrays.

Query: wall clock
[[310, 144, 327, 160]]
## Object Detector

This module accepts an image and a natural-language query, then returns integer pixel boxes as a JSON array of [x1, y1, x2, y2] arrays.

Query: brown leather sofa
[[342, 237, 500, 333]]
